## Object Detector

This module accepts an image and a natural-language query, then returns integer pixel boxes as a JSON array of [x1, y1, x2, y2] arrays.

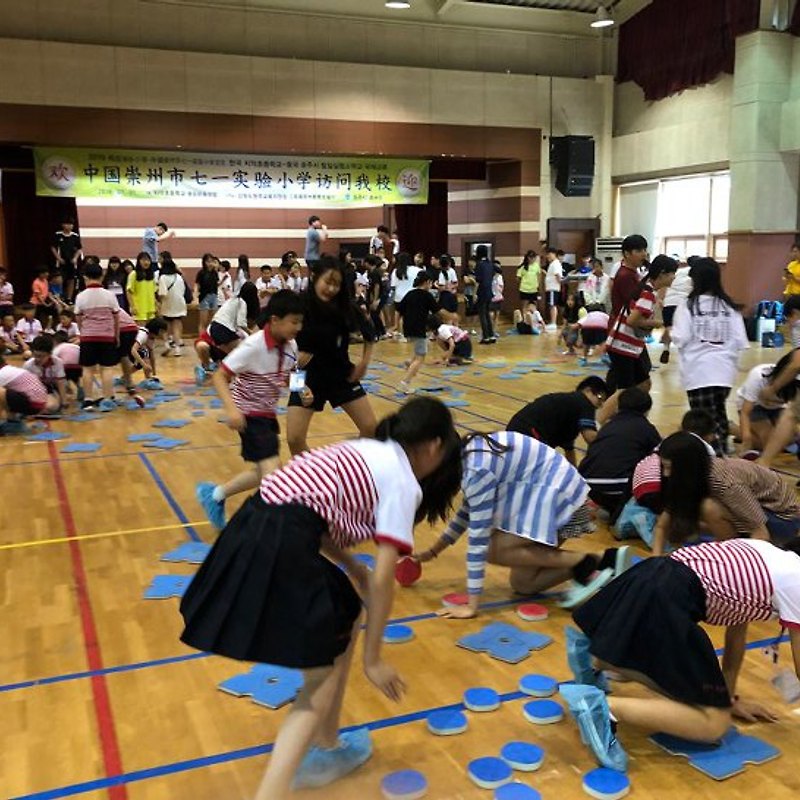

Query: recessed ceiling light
[[590, 5, 615, 28], [385, 1, 411, 8]]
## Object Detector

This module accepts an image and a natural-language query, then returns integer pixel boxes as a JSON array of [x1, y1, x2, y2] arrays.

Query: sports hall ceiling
[[152, 0, 651, 37]]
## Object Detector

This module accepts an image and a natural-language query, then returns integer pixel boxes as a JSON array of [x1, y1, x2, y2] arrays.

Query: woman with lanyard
[[286, 256, 378, 455]]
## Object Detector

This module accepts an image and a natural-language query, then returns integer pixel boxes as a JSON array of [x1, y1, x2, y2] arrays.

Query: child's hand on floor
[[732, 698, 779, 723], [365, 660, 406, 702]]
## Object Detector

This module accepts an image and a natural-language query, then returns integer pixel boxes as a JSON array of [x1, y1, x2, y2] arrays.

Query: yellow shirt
[[784, 260, 800, 295]]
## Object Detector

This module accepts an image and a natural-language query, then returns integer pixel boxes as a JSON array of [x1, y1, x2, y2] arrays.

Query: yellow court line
[[0, 520, 210, 551]]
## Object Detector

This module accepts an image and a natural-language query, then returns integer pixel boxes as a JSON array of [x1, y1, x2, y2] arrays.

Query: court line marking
[[9, 633, 790, 800], [0, 521, 211, 552], [138, 453, 202, 543], [46, 440, 129, 800]]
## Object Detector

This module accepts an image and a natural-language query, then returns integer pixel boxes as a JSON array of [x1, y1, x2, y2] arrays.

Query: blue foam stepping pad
[[209, 399, 223, 409], [61, 442, 102, 453], [482, 362, 508, 369], [219, 663, 304, 710], [442, 369, 466, 376], [501, 741, 544, 772], [649, 727, 780, 780], [68, 413, 99, 422], [444, 399, 470, 408], [426, 709, 468, 736], [127, 401, 157, 410], [522, 699, 564, 725], [563, 370, 585, 377], [582, 768, 630, 799], [152, 418, 191, 428], [519, 674, 558, 697], [457, 622, 553, 664], [517, 361, 544, 367], [191, 410, 206, 417], [143, 574, 193, 599], [128, 433, 162, 442], [161, 541, 212, 564], [27, 431, 70, 441], [498, 373, 522, 380], [381, 769, 428, 800], [495, 784, 541, 800], [143, 437, 188, 449], [468, 757, 513, 789], [464, 687, 500, 712], [383, 624, 415, 644]]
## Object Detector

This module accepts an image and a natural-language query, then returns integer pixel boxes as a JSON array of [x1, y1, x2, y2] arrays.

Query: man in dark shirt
[[579, 387, 661, 518], [51, 218, 83, 302], [507, 376, 608, 464], [474, 244, 496, 344]]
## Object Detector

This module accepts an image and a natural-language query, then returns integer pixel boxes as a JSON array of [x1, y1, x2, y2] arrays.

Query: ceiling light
[[590, 5, 615, 28], [385, 1, 411, 8]]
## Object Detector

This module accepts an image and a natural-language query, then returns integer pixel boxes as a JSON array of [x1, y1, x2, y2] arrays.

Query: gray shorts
[[410, 337, 428, 357]]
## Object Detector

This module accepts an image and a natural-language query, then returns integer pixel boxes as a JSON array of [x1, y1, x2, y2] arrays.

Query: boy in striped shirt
[[197, 291, 310, 530]]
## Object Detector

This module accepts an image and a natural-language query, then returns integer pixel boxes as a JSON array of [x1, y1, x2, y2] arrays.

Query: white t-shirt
[[16, 317, 43, 343], [0, 281, 14, 304], [736, 363, 785, 411], [157, 273, 188, 318], [213, 297, 249, 334], [24, 354, 65, 386], [255, 277, 271, 309], [579, 310, 610, 330], [53, 342, 80, 367], [56, 322, 80, 339], [663, 266, 693, 308], [217, 272, 233, 304], [671, 296, 749, 391], [390, 266, 421, 304], [437, 324, 468, 343], [545, 259, 563, 292], [491, 273, 504, 302]]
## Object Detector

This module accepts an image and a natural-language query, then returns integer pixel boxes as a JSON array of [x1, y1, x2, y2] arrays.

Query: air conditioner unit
[[596, 237, 624, 275]]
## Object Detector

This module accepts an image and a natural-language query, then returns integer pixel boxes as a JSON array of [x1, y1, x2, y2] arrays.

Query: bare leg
[[195, 341, 211, 369], [758, 407, 797, 466], [100, 367, 114, 400], [609, 694, 730, 742], [699, 497, 738, 541], [220, 456, 279, 499], [749, 419, 774, 451], [401, 354, 424, 385], [286, 405, 315, 455], [82, 367, 97, 401], [509, 565, 573, 595], [340, 395, 377, 438]]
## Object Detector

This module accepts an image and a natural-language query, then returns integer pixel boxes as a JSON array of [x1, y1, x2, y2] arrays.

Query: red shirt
[[610, 264, 640, 320]]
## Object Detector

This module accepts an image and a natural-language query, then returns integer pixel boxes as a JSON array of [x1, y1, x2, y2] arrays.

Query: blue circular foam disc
[[427, 709, 468, 736], [495, 784, 542, 800], [381, 769, 428, 800], [519, 674, 558, 698], [468, 757, 513, 789], [464, 687, 500, 712], [522, 699, 564, 725], [500, 741, 544, 772], [582, 768, 630, 800], [383, 624, 415, 644]]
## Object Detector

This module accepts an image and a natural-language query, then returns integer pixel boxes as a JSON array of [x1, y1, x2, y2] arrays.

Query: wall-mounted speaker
[[550, 136, 595, 198]]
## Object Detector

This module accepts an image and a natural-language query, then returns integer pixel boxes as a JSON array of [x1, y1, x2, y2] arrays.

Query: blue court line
[[10, 630, 792, 800], [138, 453, 202, 543]]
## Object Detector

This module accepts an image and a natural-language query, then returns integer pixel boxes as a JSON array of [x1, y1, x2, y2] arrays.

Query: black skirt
[[574, 557, 732, 708], [180, 497, 362, 669]]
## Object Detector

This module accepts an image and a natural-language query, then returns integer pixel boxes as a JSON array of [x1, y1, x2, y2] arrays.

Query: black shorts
[[438, 291, 458, 313], [607, 349, 651, 391], [453, 339, 472, 359], [79, 340, 120, 367], [4, 388, 44, 415], [288, 371, 367, 411], [519, 291, 539, 303], [239, 416, 280, 463], [545, 290, 561, 308], [581, 327, 607, 346], [209, 321, 239, 347], [118, 330, 137, 360], [65, 366, 83, 383], [662, 305, 677, 327]]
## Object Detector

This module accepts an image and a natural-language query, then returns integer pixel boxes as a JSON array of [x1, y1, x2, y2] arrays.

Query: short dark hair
[[31, 334, 53, 354], [260, 264, 272, 272], [37, 266, 49, 276], [266, 289, 304, 319], [475, 245, 488, 259], [546, 246, 558, 255], [414, 272, 432, 287], [156, 221, 168, 231], [618, 386, 652, 414], [53, 330, 69, 344], [308, 215, 320, 225], [377, 225, 389, 234], [681, 408, 714, 438], [577, 375, 609, 398], [60, 308, 75, 320], [84, 262, 103, 280], [145, 317, 168, 335], [622, 234, 648, 254], [20, 302, 35, 312]]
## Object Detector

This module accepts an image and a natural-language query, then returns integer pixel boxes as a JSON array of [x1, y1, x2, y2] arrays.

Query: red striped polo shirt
[[607, 283, 656, 358]]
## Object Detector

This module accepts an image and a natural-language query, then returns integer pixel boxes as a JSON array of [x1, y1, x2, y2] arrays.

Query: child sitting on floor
[[15, 304, 43, 356], [56, 309, 81, 343], [513, 307, 545, 335], [1, 313, 26, 355], [428, 317, 473, 365], [23, 334, 68, 412], [560, 293, 586, 356]]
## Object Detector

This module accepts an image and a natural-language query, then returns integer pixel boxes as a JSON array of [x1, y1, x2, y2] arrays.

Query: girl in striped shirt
[[563, 538, 800, 772], [180, 397, 462, 797], [416, 432, 629, 618]]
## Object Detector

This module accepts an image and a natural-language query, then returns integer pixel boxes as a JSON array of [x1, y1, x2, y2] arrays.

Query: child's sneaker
[[293, 729, 373, 789], [399, 380, 415, 395], [579, 357, 589, 366], [194, 365, 207, 386], [98, 398, 116, 412], [565, 626, 609, 692], [196, 482, 226, 530]]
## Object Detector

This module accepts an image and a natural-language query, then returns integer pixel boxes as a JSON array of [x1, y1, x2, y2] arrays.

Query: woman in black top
[[287, 256, 378, 454], [195, 253, 221, 333]]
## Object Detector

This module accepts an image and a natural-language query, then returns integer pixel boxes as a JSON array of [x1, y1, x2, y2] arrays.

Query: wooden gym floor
[[2, 331, 799, 800]]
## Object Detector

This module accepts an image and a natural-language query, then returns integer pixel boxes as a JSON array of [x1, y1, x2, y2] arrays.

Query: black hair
[[20, 302, 35, 312], [783, 538, 800, 557], [622, 234, 648, 254], [53, 331, 69, 344], [308, 256, 353, 320], [624, 254, 677, 309], [59, 308, 75, 320], [576, 375, 608, 397], [281, 251, 297, 265], [394, 252, 412, 281], [784, 294, 800, 317], [84, 255, 100, 267], [414, 272, 432, 288], [237, 281, 261, 323], [546, 246, 558, 256], [135, 252, 155, 281], [377, 225, 389, 234], [37, 266, 49, 276], [681, 408, 715, 438], [220, 260, 231, 270], [308, 215, 320, 225], [426, 314, 443, 332], [238, 254, 251, 282], [375, 397, 462, 524], [521, 250, 537, 271], [687, 258, 736, 314], [618, 386, 652, 414], [260, 264, 272, 272], [659, 432, 711, 545], [103, 258, 127, 288], [563, 293, 584, 323], [121, 259, 134, 270], [156, 221, 168, 231], [84, 262, 103, 281], [265, 289, 304, 320], [768, 349, 800, 402], [61, 217, 75, 226], [201, 253, 218, 269], [108, 255, 121, 266], [31, 334, 53, 354], [686, 255, 703, 267], [144, 317, 168, 335], [475, 245, 489, 260]]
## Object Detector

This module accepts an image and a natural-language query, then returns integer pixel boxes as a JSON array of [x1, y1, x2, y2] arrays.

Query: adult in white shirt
[[543, 247, 563, 329], [660, 256, 694, 363], [671, 258, 748, 457], [582, 259, 611, 312]]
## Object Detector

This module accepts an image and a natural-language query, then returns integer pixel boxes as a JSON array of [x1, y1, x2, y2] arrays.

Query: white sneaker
[[396, 335, 407, 343], [545, 324, 558, 332], [399, 381, 415, 395]]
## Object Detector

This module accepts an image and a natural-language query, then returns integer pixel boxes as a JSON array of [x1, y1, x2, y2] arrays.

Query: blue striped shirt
[[442, 432, 589, 595]]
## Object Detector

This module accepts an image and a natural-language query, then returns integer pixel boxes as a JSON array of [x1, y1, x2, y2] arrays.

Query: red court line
[[48, 441, 128, 800]]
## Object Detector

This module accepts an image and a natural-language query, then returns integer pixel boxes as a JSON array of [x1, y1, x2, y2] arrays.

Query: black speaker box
[[550, 136, 595, 197]]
